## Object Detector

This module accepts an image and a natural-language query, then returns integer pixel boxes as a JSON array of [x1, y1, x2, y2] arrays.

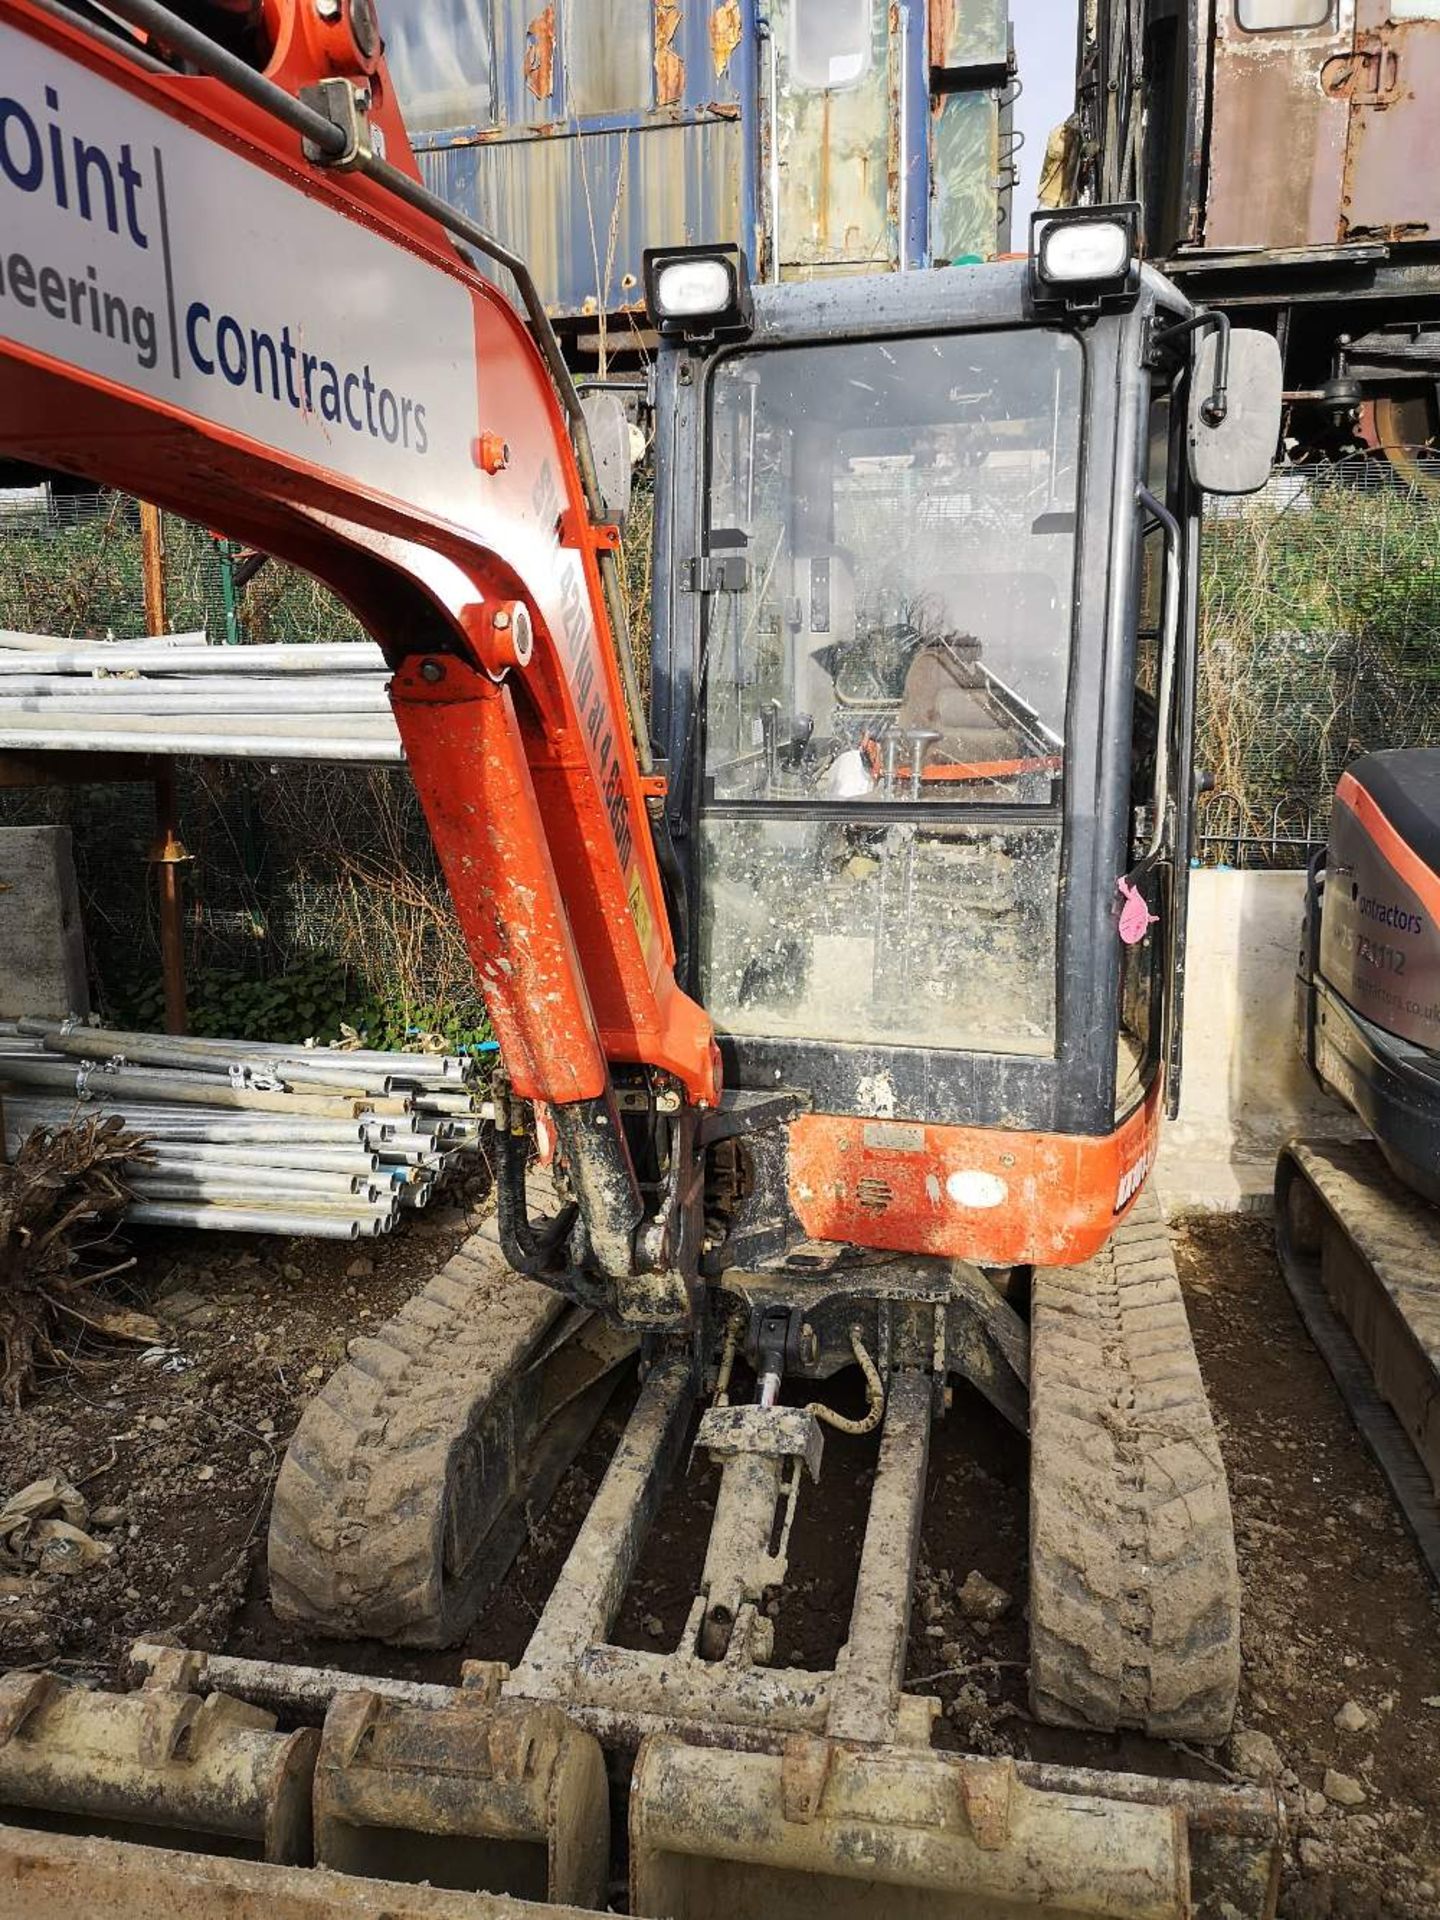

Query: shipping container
[[1077, 0, 1440, 470], [379, 0, 1018, 358]]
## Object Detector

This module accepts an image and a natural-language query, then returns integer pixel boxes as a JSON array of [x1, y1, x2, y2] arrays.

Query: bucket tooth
[[313, 1685, 608, 1909], [629, 1736, 1194, 1920], [0, 1672, 317, 1864]]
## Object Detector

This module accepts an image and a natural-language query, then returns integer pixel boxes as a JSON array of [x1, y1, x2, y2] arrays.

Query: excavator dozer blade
[[630, 1735, 1282, 1920], [0, 1823, 598, 1920]]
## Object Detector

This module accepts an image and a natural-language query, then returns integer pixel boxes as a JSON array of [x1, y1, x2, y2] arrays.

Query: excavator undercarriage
[[1277, 753, 1440, 1584], [1, 1194, 1278, 1919]]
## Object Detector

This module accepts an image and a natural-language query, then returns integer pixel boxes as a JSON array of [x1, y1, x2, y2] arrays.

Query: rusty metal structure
[[383, 0, 1018, 355], [1077, 0, 1440, 466]]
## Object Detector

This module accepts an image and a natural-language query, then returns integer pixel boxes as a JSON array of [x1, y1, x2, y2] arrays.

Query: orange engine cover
[[786, 1079, 1163, 1268]]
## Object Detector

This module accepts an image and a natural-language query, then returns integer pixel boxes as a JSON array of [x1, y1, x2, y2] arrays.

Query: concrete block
[[0, 826, 89, 1021], [1157, 868, 1361, 1216]]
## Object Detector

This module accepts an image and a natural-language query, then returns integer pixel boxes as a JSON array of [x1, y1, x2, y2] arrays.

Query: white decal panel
[[0, 21, 478, 517], [1114, 1142, 1154, 1213]]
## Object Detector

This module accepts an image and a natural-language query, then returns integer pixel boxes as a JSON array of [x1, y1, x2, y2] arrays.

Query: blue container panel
[[391, 0, 751, 132], [931, 88, 1003, 264], [418, 117, 746, 319], [382, 0, 497, 134], [381, 0, 1007, 317]]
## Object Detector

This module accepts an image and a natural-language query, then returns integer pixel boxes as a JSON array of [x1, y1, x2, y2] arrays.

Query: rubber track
[[1029, 1188, 1241, 1741], [1276, 1139, 1440, 1582], [268, 1211, 569, 1648]]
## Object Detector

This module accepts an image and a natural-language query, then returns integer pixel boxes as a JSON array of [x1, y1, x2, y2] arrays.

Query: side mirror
[[579, 391, 635, 530], [1187, 328, 1282, 496]]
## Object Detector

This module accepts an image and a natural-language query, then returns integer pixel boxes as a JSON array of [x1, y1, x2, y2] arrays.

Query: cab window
[[1234, 0, 1331, 30], [696, 329, 1082, 1059], [790, 0, 873, 89], [382, 0, 495, 132]]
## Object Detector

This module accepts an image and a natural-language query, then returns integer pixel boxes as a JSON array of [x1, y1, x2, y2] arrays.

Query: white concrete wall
[[0, 826, 89, 1022], [1156, 868, 1361, 1214]]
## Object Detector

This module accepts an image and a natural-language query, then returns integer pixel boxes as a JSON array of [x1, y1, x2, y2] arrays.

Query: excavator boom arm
[[0, 0, 718, 1146]]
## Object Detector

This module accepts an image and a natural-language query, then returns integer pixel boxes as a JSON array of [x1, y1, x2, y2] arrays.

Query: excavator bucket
[[0, 1668, 317, 1864], [312, 1686, 608, 1905], [0, 1676, 1282, 1920], [0, 1656, 611, 1917], [629, 1735, 1281, 1920], [0, 1676, 1281, 1920]]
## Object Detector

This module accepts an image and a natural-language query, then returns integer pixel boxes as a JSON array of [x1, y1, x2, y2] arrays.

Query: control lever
[[761, 700, 782, 793], [905, 729, 941, 800], [880, 727, 904, 800], [900, 732, 941, 993], [760, 705, 815, 794]]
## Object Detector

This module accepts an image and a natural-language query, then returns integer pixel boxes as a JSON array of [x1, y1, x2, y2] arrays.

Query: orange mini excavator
[[0, 3, 1287, 1914]]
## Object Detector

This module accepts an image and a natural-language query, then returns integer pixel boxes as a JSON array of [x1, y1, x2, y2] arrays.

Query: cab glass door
[[698, 328, 1082, 1057]]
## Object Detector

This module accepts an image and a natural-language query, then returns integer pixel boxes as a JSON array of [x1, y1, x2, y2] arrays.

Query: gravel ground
[[1, 1206, 1437, 1916]]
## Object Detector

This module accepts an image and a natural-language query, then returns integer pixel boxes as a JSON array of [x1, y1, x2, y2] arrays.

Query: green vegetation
[[0, 496, 478, 1036], [0, 499, 366, 644], [3, 463, 1436, 1041], [1198, 470, 1440, 850], [116, 954, 493, 1054]]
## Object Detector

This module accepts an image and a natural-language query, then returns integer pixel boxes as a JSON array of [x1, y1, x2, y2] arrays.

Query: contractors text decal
[[0, 23, 477, 512]]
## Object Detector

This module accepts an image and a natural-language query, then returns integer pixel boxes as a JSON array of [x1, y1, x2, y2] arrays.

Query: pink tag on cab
[[1117, 878, 1158, 946]]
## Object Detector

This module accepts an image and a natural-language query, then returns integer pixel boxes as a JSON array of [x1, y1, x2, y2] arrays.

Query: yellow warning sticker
[[627, 866, 655, 962]]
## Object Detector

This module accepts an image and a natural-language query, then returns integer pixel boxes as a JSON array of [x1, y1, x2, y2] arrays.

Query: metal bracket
[[685, 554, 750, 594], [1150, 308, 1231, 425], [696, 1404, 824, 1482], [780, 1732, 833, 1825], [299, 78, 375, 170], [0, 1672, 56, 1746], [959, 1757, 1017, 1851]]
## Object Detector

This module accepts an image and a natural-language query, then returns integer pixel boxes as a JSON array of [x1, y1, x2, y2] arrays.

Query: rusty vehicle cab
[[1080, 0, 1440, 464], [650, 221, 1207, 1278]]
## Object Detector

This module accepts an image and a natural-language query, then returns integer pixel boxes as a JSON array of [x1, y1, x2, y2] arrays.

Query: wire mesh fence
[[0, 458, 1435, 1031]]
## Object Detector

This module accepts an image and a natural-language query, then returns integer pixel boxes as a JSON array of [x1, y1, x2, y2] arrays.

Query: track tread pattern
[[1029, 1189, 1241, 1741], [1287, 1139, 1440, 1358], [268, 1225, 564, 1648], [1277, 1139, 1440, 1579]]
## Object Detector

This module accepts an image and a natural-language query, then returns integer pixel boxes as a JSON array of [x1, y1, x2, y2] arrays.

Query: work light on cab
[[1029, 204, 1141, 314], [643, 244, 754, 339]]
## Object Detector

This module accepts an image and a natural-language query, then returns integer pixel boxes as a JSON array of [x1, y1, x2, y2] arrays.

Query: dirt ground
[[2, 1204, 1438, 1917]]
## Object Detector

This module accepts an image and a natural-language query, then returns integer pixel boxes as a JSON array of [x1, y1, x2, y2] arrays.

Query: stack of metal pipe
[[0, 1019, 487, 1240], [0, 636, 404, 763]]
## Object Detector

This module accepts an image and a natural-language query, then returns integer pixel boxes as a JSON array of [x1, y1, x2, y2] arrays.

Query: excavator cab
[[648, 237, 1258, 1274]]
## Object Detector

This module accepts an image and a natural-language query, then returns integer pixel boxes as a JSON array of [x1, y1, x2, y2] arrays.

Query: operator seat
[[896, 638, 1015, 766]]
